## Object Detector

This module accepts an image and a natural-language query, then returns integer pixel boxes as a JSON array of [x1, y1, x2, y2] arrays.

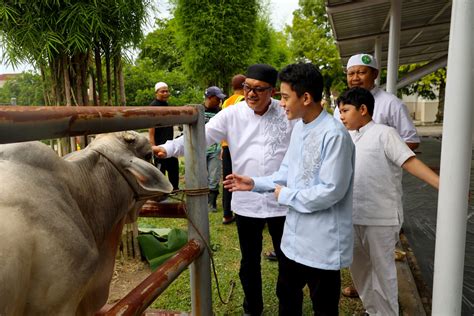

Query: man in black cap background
[[153, 64, 294, 316]]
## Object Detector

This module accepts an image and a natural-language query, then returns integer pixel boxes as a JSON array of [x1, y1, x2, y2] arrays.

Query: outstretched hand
[[152, 146, 167, 159], [223, 173, 254, 192]]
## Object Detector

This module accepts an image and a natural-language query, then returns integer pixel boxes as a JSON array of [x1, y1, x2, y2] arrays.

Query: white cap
[[154, 82, 168, 92], [346, 54, 378, 70]]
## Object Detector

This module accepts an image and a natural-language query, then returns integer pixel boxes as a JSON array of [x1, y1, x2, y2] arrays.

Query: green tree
[[123, 57, 202, 107], [249, 17, 292, 70], [399, 65, 446, 123], [138, 18, 182, 72], [0, 72, 44, 106], [0, 0, 149, 106], [287, 0, 345, 98], [171, 0, 259, 90]]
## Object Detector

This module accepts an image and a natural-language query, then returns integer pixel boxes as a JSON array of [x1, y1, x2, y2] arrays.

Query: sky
[[0, 0, 300, 74]]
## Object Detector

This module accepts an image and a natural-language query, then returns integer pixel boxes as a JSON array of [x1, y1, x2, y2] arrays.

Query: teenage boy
[[224, 63, 355, 316], [337, 87, 439, 315], [153, 64, 294, 316]]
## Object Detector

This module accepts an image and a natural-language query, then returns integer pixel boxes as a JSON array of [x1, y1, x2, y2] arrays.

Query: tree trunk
[[105, 45, 113, 106], [50, 58, 61, 105], [63, 55, 72, 107], [81, 52, 89, 106], [113, 55, 119, 106], [115, 54, 126, 106], [435, 78, 446, 123], [40, 65, 51, 106], [90, 71, 98, 106], [94, 41, 104, 106], [74, 54, 84, 106]]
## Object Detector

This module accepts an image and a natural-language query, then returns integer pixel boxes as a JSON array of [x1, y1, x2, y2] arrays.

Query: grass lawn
[[138, 195, 364, 315]]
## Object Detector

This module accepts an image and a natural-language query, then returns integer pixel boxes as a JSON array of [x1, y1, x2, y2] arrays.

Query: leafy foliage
[[287, 0, 346, 97], [171, 0, 260, 88], [0, 0, 150, 106], [0, 72, 44, 106], [398, 65, 446, 100], [138, 18, 182, 72], [123, 57, 202, 106], [249, 17, 292, 70]]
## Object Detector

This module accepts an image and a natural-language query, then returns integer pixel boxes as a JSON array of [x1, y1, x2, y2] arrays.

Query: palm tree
[[0, 0, 149, 106]]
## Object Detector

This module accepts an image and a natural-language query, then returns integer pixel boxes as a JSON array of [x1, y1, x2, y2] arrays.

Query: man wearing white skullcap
[[334, 53, 419, 150], [148, 81, 179, 190]]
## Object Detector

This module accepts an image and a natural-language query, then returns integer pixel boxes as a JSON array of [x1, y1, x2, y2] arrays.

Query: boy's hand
[[274, 185, 283, 199], [152, 146, 167, 159], [223, 173, 254, 192]]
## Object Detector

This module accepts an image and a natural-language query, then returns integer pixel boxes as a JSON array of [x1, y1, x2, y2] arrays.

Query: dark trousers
[[277, 253, 341, 316], [222, 146, 232, 217], [236, 214, 286, 315], [155, 157, 179, 190]]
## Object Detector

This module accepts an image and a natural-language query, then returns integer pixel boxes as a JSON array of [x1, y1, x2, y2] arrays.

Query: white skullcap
[[154, 82, 168, 92], [346, 54, 378, 70]]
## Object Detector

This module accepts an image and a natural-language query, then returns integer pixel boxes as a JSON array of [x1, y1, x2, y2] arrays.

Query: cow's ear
[[123, 131, 137, 144], [126, 157, 173, 194]]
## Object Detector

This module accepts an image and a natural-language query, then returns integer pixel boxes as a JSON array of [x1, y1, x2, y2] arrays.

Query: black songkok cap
[[246, 64, 278, 87]]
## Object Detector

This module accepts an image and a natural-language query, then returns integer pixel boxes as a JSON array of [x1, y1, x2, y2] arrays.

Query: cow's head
[[88, 131, 174, 221]]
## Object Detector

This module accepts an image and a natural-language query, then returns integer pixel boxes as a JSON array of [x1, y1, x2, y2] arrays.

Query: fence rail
[[0, 106, 198, 143]]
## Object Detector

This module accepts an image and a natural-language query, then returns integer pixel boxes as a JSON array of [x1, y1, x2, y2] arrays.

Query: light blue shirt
[[253, 110, 355, 270]]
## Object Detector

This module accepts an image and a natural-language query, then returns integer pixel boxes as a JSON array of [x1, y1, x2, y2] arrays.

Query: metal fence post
[[183, 104, 212, 315]]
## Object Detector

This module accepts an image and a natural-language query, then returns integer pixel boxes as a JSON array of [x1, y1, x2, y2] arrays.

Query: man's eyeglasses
[[242, 83, 272, 94]]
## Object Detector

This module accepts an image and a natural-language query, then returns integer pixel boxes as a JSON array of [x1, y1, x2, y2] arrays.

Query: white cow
[[0, 131, 173, 315]]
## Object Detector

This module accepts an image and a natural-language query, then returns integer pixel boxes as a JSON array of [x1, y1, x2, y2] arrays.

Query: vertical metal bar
[[374, 36, 382, 86], [432, 0, 474, 314], [386, 0, 401, 94], [183, 105, 212, 315]]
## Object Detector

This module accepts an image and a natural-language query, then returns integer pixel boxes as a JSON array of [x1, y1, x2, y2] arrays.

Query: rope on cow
[[170, 190, 235, 305]]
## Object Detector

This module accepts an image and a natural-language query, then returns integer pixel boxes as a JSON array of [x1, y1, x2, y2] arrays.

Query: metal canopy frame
[[326, 0, 451, 68]]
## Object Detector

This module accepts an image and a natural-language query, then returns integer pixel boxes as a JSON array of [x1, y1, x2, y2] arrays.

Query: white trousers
[[350, 225, 400, 316]]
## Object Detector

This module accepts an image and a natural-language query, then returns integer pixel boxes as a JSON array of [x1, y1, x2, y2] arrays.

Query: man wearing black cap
[[203, 86, 226, 212], [153, 64, 294, 316]]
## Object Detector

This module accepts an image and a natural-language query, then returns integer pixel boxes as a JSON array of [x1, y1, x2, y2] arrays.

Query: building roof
[[0, 73, 18, 81], [326, 0, 451, 68]]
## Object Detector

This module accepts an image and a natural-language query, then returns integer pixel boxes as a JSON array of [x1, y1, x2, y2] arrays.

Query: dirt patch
[[107, 258, 152, 304]]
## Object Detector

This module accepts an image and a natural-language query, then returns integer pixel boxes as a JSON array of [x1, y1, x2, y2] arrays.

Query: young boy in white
[[225, 63, 355, 316], [337, 87, 439, 315]]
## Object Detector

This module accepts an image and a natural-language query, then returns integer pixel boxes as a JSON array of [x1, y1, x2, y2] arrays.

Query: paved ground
[[401, 125, 474, 315]]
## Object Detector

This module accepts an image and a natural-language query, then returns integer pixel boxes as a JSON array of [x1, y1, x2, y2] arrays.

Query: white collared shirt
[[161, 99, 295, 218], [252, 111, 355, 270], [351, 121, 415, 225]]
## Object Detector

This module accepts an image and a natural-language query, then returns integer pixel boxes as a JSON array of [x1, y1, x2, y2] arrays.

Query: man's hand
[[152, 146, 168, 159], [223, 173, 254, 192]]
